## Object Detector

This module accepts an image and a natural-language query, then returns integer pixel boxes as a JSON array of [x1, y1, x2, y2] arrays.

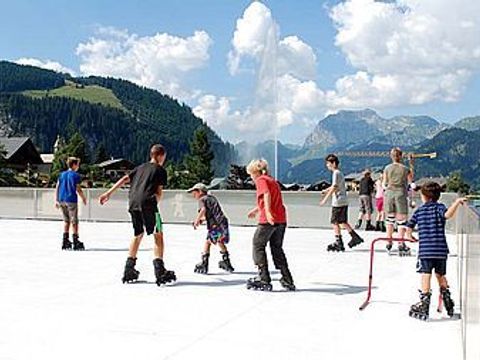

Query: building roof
[[40, 154, 54, 164], [97, 158, 134, 169], [0, 137, 30, 159], [416, 176, 448, 186], [0, 137, 43, 165]]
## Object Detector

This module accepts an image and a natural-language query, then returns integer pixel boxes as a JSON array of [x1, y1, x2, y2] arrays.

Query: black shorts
[[416, 258, 447, 276], [331, 206, 348, 224], [129, 208, 162, 237]]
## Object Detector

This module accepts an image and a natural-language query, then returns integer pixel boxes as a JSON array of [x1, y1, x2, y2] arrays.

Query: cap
[[187, 183, 208, 193]]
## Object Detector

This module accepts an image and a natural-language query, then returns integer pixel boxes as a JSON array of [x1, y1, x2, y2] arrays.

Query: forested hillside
[[0, 61, 236, 174]]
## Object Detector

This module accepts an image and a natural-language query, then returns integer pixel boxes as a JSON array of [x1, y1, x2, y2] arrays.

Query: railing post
[[33, 188, 38, 218]]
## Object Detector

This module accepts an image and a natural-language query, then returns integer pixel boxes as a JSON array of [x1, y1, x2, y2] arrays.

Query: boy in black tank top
[[99, 144, 176, 286]]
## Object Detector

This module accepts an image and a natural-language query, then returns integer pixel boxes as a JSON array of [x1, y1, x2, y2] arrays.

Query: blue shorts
[[207, 224, 230, 244], [416, 258, 447, 276]]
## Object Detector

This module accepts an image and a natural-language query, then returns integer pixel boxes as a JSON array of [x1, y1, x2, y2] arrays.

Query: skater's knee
[[396, 219, 408, 229], [386, 215, 395, 226]]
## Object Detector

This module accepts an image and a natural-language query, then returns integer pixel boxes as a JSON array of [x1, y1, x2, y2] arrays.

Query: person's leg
[[63, 221, 70, 234], [195, 240, 211, 274], [435, 273, 448, 289], [421, 273, 432, 293], [269, 224, 295, 289], [129, 233, 144, 258], [72, 223, 79, 235], [252, 225, 274, 282], [218, 242, 227, 252], [153, 232, 163, 259]]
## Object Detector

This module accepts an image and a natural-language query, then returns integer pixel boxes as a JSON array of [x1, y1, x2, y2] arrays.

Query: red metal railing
[[359, 237, 418, 311]]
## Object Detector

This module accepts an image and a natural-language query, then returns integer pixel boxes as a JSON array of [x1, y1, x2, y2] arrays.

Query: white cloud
[[15, 57, 75, 75], [209, 0, 480, 143], [76, 27, 212, 100], [328, 0, 480, 109], [278, 36, 317, 80], [228, 2, 317, 80]]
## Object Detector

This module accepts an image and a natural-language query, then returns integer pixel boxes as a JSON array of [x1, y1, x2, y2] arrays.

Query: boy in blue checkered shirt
[[406, 181, 467, 320]]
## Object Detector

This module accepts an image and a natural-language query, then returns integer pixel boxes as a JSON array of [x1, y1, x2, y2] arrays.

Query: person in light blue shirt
[[406, 181, 467, 320], [55, 157, 87, 251]]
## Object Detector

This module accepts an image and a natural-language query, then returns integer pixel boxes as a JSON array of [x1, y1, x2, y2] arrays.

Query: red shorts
[[375, 197, 384, 212]]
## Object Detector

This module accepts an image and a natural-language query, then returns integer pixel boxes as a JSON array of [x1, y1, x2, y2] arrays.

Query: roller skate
[[386, 241, 393, 255], [440, 287, 455, 317], [347, 230, 364, 248], [279, 268, 296, 291], [246, 277, 273, 291], [380, 222, 386, 232], [375, 221, 382, 232], [365, 221, 376, 231], [218, 251, 234, 273], [122, 257, 140, 283], [354, 219, 362, 230], [153, 258, 176, 286], [61, 233, 72, 250], [409, 291, 431, 321], [398, 242, 411, 257], [247, 266, 272, 291], [327, 236, 345, 252], [72, 234, 85, 251], [194, 253, 209, 274]]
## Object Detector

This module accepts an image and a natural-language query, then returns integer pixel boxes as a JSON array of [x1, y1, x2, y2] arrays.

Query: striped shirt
[[407, 201, 449, 259]]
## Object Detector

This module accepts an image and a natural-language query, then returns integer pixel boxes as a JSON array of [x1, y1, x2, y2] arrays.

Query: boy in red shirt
[[246, 159, 295, 291]]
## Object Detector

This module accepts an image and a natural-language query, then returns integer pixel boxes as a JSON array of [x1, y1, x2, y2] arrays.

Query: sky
[[1, 0, 480, 145]]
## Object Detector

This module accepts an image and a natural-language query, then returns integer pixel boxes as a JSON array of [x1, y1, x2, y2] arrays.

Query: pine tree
[[94, 143, 109, 163], [50, 132, 90, 184], [446, 171, 470, 194], [183, 128, 214, 187]]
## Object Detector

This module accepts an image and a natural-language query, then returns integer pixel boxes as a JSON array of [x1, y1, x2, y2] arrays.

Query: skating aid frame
[[359, 237, 418, 311]]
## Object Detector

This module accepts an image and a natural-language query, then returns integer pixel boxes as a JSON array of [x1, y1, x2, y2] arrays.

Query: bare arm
[[445, 198, 468, 220], [320, 185, 336, 205], [155, 185, 163, 202], [99, 175, 130, 205], [193, 207, 206, 229], [264, 191, 274, 225], [77, 185, 87, 205], [55, 181, 60, 207], [247, 206, 259, 219]]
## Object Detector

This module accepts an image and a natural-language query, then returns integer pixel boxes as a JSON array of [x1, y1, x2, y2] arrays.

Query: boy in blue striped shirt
[[406, 181, 466, 320]]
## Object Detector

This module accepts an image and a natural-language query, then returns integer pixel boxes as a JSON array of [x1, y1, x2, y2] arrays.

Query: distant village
[[0, 136, 448, 191]]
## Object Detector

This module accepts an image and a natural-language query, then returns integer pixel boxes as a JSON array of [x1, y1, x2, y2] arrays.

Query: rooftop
[[0, 220, 461, 360]]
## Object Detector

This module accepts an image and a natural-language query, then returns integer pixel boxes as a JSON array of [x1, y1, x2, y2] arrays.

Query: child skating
[[188, 183, 234, 274], [374, 173, 386, 232], [246, 159, 295, 291], [383, 147, 413, 256], [99, 144, 176, 286], [55, 157, 87, 251], [320, 154, 363, 251], [406, 181, 466, 320], [355, 170, 376, 231]]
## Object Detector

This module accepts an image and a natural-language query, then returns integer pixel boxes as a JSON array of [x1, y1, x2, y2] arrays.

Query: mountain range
[[237, 109, 480, 189], [1, 60, 479, 189]]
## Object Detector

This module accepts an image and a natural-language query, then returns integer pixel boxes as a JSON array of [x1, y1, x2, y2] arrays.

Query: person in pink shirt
[[374, 173, 386, 232]]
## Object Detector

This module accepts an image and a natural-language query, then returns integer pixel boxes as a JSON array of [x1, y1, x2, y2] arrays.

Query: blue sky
[[1, 0, 479, 144]]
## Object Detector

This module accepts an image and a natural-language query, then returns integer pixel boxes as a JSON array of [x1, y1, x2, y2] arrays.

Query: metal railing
[[0, 188, 459, 229], [0, 187, 476, 358], [456, 203, 480, 360]]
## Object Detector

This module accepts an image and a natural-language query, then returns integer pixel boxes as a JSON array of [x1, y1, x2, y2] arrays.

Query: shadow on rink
[[85, 248, 153, 252], [297, 282, 374, 295]]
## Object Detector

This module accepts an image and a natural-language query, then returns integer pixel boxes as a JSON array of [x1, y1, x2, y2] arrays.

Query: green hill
[[0, 61, 236, 175], [23, 81, 126, 111]]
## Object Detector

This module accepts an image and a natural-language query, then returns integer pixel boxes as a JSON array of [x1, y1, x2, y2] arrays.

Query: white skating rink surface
[[0, 220, 461, 360]]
